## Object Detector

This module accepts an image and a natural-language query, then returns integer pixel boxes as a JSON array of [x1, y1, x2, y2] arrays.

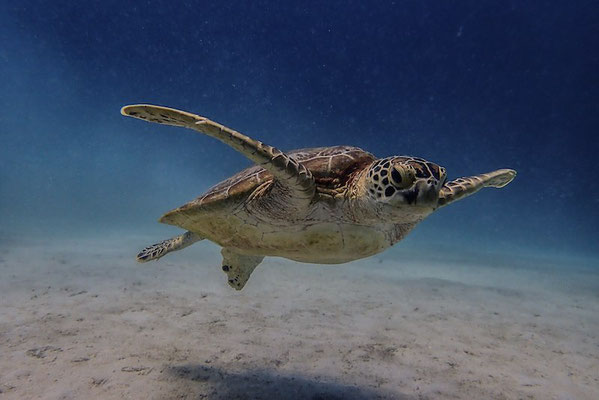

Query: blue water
[[1, 1, 597, 259], [2, 3, 599, 399]]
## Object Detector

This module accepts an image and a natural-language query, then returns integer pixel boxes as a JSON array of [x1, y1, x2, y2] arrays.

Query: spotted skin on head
[[365, 156, 447, 205]]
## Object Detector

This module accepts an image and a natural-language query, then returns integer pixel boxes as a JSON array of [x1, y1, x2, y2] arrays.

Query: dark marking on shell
[[163, 146, 376, 220]]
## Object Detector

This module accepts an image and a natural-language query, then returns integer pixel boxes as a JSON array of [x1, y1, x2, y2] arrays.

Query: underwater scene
[[1, 1, 598, 399]]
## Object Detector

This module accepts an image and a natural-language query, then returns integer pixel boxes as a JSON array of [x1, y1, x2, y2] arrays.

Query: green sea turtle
[[122, 105, 516, 290]]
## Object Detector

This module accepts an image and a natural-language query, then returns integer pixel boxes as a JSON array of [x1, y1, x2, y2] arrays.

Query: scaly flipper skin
[[221, 248, 264, 290], [438, 169, 516, 207], [121, 105, 315, 204], [136, 231, 202, 262]]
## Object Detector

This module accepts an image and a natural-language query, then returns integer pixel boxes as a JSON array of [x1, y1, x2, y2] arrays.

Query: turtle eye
[[390, 166, 414, 189]]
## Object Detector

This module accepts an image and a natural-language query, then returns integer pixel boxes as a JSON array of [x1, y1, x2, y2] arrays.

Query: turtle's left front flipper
[[121, 105, 315, 206], [438, 169, 516, 207]]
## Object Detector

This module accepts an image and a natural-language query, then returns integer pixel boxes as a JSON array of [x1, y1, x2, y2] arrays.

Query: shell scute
[[161, 145, 374, 221]]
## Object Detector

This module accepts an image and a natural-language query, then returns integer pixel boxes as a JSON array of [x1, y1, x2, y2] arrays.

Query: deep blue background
[[1, 1, 597, 258]]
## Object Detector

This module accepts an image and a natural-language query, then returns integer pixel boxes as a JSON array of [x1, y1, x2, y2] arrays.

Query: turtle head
[[364, 157, 447, 220]]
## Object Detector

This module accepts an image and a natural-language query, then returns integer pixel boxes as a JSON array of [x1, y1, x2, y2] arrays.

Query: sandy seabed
[[1, 235, 598, 400]]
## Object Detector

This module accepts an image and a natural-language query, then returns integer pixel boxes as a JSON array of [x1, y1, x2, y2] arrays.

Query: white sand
[[1, 235, 598, 399]]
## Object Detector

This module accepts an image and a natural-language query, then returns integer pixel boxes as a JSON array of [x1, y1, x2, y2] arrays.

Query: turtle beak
[[419, 180, 441, 205], [394, 180, 438, 207]]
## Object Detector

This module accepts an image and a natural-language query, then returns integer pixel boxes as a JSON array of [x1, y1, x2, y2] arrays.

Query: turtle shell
[[160, 145, 375, 222]]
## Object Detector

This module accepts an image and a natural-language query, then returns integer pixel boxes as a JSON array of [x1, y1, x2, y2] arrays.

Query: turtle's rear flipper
[[136, 231, 202, 262], [438, 169, 516, 207], [221, 248, 264, 290]]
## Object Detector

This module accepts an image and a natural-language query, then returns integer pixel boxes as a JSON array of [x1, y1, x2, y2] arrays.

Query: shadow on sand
[[167, 364, 414, 400]]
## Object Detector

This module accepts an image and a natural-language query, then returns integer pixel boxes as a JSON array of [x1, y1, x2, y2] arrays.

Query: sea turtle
[[122, 105, 516, 290]]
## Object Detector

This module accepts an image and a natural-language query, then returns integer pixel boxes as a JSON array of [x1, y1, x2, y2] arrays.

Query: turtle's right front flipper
[[137, 231, 202, 262], [437, 169, 516, 208], [121, 105, 315, 204]]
